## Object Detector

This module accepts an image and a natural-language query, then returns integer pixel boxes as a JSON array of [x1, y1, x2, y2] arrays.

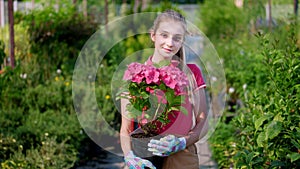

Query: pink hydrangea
[[123, 62, 145, 81], [160, 65, 189, 94], [144, 65, 160, 84], [123, 61, 189, 95]]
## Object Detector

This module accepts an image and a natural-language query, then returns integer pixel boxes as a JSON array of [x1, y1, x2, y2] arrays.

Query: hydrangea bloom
[[123, 62, 188, 95], [121, 61, 189, 129]]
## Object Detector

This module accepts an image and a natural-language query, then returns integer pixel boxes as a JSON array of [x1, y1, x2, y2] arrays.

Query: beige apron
[[162, 144, 199, 169]]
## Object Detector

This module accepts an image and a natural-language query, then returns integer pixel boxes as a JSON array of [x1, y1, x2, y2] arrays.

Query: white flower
[[20, 73, 27, 79], [211, 76, 217, 82], [229, 87, 235, 94], [57, 69, 62, 74], [219, 58, 224, 64], [243, 84, 247, 90]]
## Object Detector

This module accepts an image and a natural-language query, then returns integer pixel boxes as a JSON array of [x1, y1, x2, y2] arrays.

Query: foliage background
[[1, 0, 300, 168], [199, 0, 300, 168]]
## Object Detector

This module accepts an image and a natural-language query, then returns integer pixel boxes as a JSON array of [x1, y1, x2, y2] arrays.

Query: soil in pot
[[130, 127, 165, 169]]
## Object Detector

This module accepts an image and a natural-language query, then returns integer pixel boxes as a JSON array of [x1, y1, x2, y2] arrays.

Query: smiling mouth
[[163, 48, 172, 53]]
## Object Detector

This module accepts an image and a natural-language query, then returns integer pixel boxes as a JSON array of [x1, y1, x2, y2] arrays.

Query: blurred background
[[0, 0, 299, 168]]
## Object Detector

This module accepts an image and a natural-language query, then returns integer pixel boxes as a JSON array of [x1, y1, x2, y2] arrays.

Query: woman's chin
[[162, 52, 174, 59]]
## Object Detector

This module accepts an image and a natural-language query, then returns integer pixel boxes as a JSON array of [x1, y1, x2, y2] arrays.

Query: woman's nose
[[166, 37, 173, 47]]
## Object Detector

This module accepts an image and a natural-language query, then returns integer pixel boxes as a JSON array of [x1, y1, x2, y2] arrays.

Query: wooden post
[[56, 0, 59, 11], [104, 0, 108, 32], [83, 0, 87, 19], [8, 0, 15, 68], [295, 0, 298, 16], [134, 0, 140, 13], [268, 0, 272, 31], [0, 0, 3, 28]]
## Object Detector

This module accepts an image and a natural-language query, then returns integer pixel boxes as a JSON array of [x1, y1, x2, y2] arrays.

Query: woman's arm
[[184, 88, 208, 147], [120, 99, 157, 168], [120, 98, 132, 155]]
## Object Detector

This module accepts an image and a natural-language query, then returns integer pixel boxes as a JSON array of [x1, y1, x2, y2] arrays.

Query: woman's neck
[[151, 54, 171, 64]]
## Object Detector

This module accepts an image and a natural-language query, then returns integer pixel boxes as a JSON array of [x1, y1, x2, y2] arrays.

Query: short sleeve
[[187, 64, 206, 90]]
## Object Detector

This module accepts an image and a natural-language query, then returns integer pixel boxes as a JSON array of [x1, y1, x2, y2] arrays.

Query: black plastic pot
[[130, 128, 165, 169]]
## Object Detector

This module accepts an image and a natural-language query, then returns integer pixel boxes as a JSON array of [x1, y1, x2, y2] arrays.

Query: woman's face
[[151, 20, 185, 60]]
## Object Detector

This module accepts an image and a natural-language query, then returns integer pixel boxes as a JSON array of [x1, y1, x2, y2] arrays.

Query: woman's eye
[[174, 37, 182, 42], [161, 33, 168, 38]]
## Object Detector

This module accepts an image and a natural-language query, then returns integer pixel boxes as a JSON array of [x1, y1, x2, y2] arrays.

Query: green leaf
[[140, 91, 149, 99], [171, 96, 184, 106], [257, 131, 266, 147], [158, 83, 167, 90], [266, 121, 282, 140], [254, 116, 268, 131], [270, 160, 285, 167], [273, 113, 284, 122], [288, 153, 300, 162], [180, 106, 188, 115], [115, 87, 129, 97], [252, 157, 264, 165], [153, 59, 171, 67], [246, 152, 255, 164], [115, 95, 130, 100], [126, 104, 142, 118], [169, 107, 179, 111], [291, 139, 300, 149], [165, 91, 173, 104]]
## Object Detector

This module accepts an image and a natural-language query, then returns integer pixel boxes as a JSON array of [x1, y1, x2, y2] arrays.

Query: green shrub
[[213, 36, 268, 97], [209, 118, 238, 168], [0, 65, 84, 166], [199, 0, 248, 39], [0, 40, 5, 65], [0, 24, 30, 63], [210, 23, 300, 168], [20, 5, 97, 80], [1, 136, 77, 169], [232, 27, 300, 168]]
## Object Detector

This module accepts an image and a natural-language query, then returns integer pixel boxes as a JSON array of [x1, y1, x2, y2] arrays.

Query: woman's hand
[[124, 151, 157, 169], [148, 135, 186, 156]]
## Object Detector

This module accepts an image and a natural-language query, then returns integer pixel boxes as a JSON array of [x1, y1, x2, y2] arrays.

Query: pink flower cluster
[[123, 62, 189, 95]]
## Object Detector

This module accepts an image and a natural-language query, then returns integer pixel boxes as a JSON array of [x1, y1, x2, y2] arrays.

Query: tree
[[8, 0, 15, 68], [82, 0, 87, 18], [295, 0, 298, 16]]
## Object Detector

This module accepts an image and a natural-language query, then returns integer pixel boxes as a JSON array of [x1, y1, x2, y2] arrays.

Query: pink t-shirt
[[144, 58, 206, 136]]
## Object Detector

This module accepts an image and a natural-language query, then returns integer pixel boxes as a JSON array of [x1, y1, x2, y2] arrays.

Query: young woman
[[120, 10, 208, 169]]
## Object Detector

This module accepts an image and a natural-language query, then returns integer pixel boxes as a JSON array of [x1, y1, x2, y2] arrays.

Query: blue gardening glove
[[124, 151, 157, 169], [147, 135, 186, 156]]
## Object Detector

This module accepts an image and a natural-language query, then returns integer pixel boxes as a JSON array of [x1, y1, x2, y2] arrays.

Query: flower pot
[[130, 127, 165, 168], [130, 127, 157, 158]]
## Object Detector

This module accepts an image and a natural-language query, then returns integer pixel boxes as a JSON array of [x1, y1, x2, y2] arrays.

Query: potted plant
[[117, 60, 190, 158]]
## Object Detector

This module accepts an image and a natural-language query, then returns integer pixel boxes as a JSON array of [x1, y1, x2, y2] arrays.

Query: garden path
[[74, 135, 218, 169]]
